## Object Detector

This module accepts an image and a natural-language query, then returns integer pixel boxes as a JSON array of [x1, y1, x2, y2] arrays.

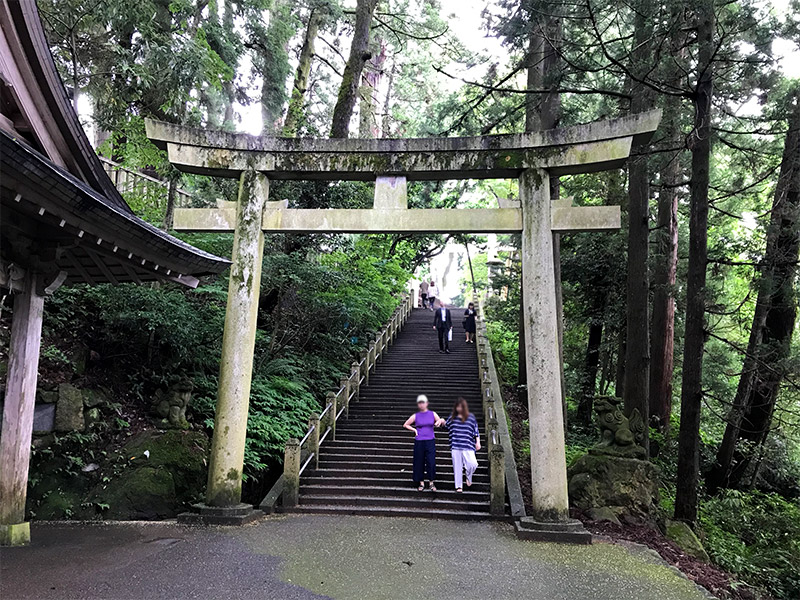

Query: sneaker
[[445, 349, 451, 354]]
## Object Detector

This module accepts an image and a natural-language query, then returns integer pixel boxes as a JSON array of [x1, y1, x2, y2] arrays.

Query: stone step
[[307, 467, 490, 483], [302, 475, 491, 492], [283, 504, 496, 521], [298, 493, 489, 512], [300, 484, 489, 500]]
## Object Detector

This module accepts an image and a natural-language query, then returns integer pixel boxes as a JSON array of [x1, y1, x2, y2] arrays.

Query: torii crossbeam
[[146, 110, 661, 533]]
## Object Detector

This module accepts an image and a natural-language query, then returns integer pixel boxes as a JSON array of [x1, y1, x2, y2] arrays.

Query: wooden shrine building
[[0, 0, 229, 545]]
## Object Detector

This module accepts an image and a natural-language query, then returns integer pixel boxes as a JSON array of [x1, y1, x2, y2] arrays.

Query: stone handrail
[[260, 293, 413, 512], [475, 296, 526, 519]]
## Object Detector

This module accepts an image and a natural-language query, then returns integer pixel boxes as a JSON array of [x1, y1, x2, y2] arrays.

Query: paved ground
[[0, 515, 711, 600]]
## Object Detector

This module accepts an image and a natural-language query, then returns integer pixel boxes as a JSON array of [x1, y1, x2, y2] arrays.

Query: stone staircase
[[287, 307, 494, 520]]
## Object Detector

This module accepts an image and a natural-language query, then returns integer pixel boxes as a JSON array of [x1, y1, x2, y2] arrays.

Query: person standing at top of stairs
[[419, 280, 429, 308], [403, 395, 446, 492], [427, 281, 438, 311], [433, 302, 453, 354]]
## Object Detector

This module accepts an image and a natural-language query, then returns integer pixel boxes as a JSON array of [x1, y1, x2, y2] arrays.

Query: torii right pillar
[[516, 168, 592, 543]]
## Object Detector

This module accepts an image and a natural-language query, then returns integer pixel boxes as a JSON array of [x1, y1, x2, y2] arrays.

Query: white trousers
[[451, 449, 478, 489]]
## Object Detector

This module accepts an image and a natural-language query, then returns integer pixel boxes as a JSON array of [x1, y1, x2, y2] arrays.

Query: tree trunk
[[578, 318, 603, 425], [381, 61, 396, 137], [283, 8, 323, 137], [674, 0, 714, 524], [161, 177, 178, 231], [649, 124, 681, 433], [649, 25, 685, 435], [708, 92, 800, 492], [359, 40, 385, 138], [622, 2, 654, 456], [330, 0, 379, 138], [260, 0, 293, 135]]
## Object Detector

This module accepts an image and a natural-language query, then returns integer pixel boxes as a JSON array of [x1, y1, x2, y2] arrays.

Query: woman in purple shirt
[[403, 394, 445, 491]]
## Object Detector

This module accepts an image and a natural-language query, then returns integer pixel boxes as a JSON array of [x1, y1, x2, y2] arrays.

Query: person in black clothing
[[463, 303, 477, 343], [433, 301, 453, 353]]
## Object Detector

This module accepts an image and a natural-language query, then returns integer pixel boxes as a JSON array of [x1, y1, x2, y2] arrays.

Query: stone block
[[33, 403, 55, 434], [55, 383, 85, 432]]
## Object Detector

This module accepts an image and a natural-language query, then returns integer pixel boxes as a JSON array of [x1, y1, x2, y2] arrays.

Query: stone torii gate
[[146, 111, 661, 532]]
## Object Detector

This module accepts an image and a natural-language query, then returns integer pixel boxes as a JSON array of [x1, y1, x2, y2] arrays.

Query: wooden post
[[519, 168, 570, 523], [0, 270, 44, 546], [205, 170, 268, 509], [490, 431, 506, 517], [283, 438, 301, 508], [309, 413, 321, 470]]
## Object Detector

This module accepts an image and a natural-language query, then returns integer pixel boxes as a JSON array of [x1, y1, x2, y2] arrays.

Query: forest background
[[3, 0, 799, 597]]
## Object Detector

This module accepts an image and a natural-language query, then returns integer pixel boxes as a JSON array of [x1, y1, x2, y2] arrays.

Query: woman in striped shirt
[[445, 397, 480, 492]]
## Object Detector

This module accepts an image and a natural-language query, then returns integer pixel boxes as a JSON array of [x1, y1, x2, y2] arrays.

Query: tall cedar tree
[[622, 0, 655, 454], [330, 0, 379, 138], [674, 0, 715, 523], [708, 91, 800, 492]]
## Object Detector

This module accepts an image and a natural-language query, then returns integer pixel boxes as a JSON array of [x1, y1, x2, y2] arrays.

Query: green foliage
[[485, 320, 519, 384], [701, 490, 800, 599]]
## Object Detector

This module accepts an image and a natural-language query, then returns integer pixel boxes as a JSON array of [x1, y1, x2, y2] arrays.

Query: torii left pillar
[[0, 270, 44, 546], [179, 169, 267, 525]]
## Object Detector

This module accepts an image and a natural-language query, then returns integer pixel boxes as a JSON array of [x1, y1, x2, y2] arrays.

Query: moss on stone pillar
[[205, 170, 268, 508], [519, 168, 570, 523]]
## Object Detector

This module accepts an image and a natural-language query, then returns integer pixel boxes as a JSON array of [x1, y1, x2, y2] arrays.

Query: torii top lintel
[[145, 111, 661, 181]]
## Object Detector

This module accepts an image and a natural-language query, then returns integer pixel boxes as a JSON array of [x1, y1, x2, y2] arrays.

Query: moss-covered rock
[[665, 520, 710, 561], [568, 452, 660, 518], [35, 489, 90, 520], [92, 467, 178, 520], [88, 429, 209, 520]]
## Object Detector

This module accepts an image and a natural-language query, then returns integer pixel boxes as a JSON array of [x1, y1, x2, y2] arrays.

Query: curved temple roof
[[0, 0, 230, 288]]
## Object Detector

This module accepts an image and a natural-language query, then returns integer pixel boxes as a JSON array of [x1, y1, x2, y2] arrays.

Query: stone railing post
[[490, 430, 505, 516], [360, 350, 370, 386], [340, 375, 351, 418], [487, 413, 499, 452], [368, 343, 376, 381], [326, 391, 336, 440], [309, 413, 320, 470], [283, 438, 301, 508], [351, 361, 361, 403]]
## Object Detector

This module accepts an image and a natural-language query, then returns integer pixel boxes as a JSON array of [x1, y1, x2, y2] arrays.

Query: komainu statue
[[151, 376, 193, 429], [592, 396, 647, 459]]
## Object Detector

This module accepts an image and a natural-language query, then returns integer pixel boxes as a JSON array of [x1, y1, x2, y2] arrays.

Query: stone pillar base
[[177, 503, 263, 526], [0, 522, 31, 546], [514, 517, 592, 544]]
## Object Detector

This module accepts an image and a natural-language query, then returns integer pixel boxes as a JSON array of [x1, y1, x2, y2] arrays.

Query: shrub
[[701, 490, 800, 599]]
